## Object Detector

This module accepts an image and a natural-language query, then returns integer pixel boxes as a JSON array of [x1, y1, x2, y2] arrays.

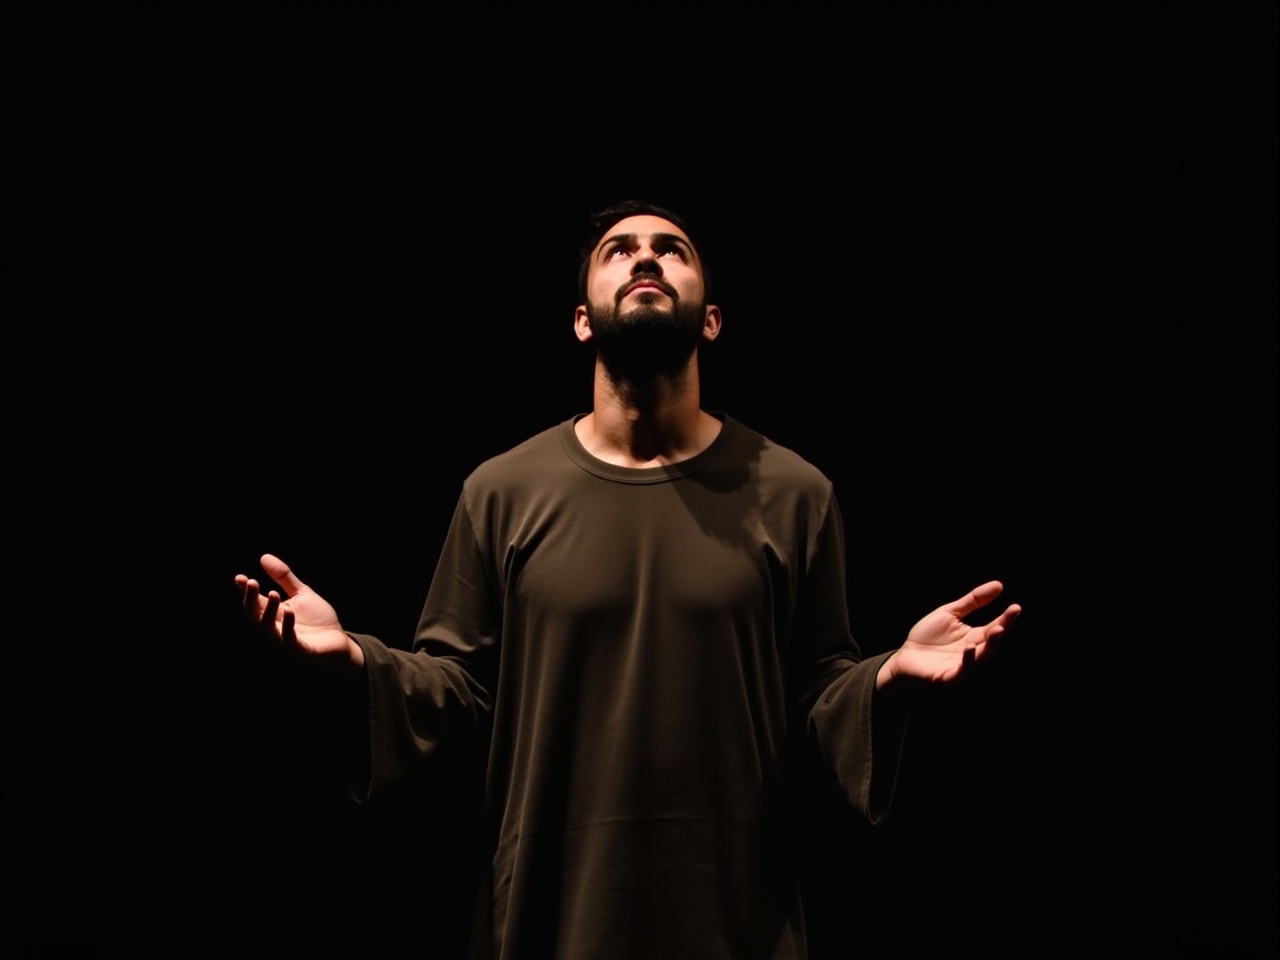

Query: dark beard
[[587, 294, 706, 385]]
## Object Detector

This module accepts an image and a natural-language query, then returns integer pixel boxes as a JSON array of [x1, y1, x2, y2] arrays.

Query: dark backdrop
[[4, 2, 1276, 957]]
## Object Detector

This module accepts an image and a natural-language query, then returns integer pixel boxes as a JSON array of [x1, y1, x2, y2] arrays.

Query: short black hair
[[576, 199, 713, 304]]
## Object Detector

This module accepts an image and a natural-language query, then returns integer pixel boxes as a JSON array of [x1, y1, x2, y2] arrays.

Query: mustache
[[616, 277, 678, 302]]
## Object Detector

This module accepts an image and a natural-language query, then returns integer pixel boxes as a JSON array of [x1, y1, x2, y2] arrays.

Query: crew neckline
[[559, 413, 733, 484]]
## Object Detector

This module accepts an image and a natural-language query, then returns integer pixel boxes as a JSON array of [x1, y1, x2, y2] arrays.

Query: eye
[[606, 247, 631, 260]]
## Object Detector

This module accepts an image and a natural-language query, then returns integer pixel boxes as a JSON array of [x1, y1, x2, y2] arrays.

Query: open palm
[[892, 580, 1021, 684], [234, 553, 363, 673]]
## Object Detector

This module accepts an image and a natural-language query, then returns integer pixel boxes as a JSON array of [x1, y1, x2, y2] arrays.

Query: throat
[[576, 410, 722, 467]]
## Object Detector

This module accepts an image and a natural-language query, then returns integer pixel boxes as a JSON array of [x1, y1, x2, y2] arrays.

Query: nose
[[631, 246, 662, 276]]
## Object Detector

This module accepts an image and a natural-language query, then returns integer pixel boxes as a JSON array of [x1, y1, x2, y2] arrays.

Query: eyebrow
[[597, 232, 696, 260]]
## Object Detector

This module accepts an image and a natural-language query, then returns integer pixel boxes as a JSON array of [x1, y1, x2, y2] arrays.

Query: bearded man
[[236, 199, 1022, 960]]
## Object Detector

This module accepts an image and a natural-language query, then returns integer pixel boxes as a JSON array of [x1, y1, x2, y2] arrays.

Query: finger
[[262, 589, 282, 636], [239, 577, 263, 616], [980, 604, 1021, 643], [988, 603, 1022, 632], [281, 609, 297, 650]]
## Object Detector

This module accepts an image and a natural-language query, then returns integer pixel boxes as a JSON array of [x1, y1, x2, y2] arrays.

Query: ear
[[574, 304, 593, 343], [701, 304, 723, 343]]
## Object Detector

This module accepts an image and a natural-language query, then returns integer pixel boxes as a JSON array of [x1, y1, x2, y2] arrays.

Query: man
[[235, 199, 1021, 960]]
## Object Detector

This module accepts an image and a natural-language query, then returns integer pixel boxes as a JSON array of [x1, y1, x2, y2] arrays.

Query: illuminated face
[[584, 214, 707, 319], [576, 215, 717, 380]]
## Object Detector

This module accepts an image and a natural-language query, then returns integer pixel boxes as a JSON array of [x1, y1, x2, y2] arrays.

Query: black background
[[4, 1, 1276, 956]]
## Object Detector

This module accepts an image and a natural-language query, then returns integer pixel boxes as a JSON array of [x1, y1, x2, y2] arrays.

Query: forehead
[[593, 214, 695, 254]]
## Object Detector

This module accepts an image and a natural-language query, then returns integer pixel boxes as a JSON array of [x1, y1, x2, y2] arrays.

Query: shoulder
[[461, 419, 577, 496], [717, 417, 845, 552], [721, 415, 833, 493]]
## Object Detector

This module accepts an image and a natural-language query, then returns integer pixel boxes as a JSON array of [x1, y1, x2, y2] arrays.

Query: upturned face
[[581, 213, 707, 319], [574, 215, 720, 378]]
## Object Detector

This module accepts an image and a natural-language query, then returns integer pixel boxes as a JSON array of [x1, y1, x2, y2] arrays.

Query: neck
[[576, 355, 720, 467]]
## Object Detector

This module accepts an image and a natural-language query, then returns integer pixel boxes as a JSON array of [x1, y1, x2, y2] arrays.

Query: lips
[[620, 279, 677, 299]]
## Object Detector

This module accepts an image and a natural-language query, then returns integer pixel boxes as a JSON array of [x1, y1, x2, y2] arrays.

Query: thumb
[[948, 580, 1004, 619], [259, 553, 307, 598]]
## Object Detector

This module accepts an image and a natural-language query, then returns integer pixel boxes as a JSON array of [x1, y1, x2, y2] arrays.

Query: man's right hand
[[234, 553, 365, 675]]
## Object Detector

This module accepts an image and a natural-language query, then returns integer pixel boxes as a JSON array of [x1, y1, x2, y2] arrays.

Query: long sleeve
[[797, 494, 908, 824], [351, 494, 499, 799]]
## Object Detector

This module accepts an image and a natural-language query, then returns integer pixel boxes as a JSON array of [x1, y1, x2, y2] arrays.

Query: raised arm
[[234, 553, 365, 677]]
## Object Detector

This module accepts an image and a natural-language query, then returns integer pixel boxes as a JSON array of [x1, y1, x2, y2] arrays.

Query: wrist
[[875, 650, 899, 691], [346, 634, 366, 672]]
